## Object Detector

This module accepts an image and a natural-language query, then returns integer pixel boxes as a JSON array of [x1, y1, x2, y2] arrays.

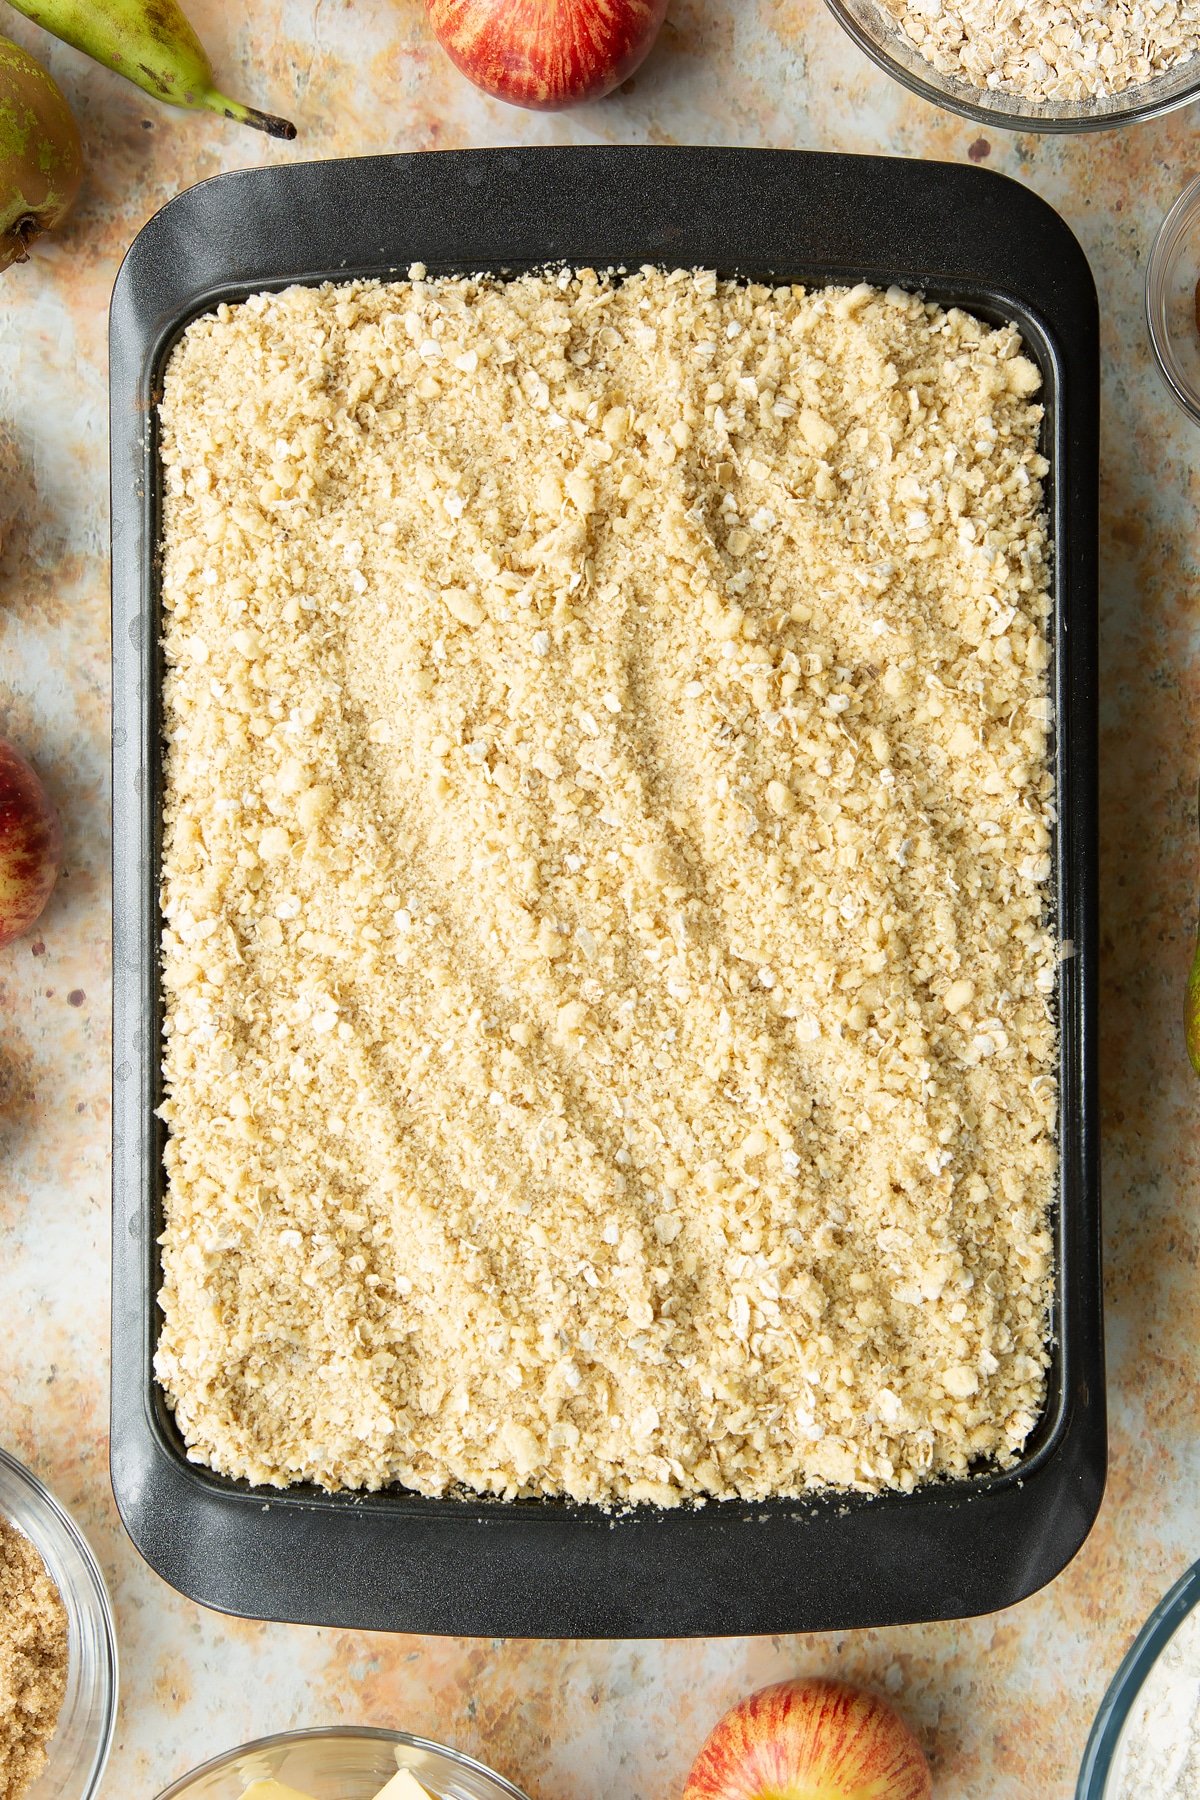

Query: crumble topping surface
[[155, 268, 1057, 1504]]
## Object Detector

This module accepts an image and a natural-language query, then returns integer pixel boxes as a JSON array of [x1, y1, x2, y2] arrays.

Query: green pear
[[6, 0, 295, 136], [0, 35, 81, 271]]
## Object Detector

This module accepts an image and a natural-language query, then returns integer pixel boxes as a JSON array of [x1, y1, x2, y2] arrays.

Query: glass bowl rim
[[1075, 1556, 1200, 1797], [1146, 169, 1200, 427], [0, 1443, 119, 1800], [821, 0, 1200, 133], [151, 1725, 534, 1800]]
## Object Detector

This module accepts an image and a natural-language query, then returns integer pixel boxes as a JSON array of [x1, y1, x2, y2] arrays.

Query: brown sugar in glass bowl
[[0, 1515, 67, 1800], [0, 1450, 116, 1800]]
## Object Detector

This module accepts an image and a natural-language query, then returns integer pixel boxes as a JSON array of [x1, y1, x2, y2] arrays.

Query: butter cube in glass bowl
[[151, 1729, 530, 1800]]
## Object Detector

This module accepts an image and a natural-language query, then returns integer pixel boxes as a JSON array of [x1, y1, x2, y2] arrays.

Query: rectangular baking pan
[[110, 145, 1102, 1638]]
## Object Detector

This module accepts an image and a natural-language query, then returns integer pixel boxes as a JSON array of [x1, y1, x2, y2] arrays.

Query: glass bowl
[[1076, 1557, 1200, 1796], [823, 0, 1200, 132], [0, 1445, 118, 1800], [152, 1728, 531, 1800], [1147, 172, 1200, 427]]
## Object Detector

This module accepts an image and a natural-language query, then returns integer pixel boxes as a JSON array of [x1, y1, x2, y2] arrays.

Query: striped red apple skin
[[425, 0, 669, 110], [0, 738, 62, 947], [683, 1678, 932, 1800]]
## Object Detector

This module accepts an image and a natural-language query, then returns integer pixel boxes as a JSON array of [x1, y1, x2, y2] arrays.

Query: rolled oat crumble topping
[[155, 269, 1058, 1506]]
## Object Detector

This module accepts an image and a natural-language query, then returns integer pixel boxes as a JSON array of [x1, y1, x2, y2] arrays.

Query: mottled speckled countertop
[[0, 2, 1197, 1795]]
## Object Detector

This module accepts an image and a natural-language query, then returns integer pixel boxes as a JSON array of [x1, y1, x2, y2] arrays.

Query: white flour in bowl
[[1108, 1601, 1200, 1797]]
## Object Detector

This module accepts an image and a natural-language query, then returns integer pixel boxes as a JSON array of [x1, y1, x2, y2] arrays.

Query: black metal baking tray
[[110, 146, 1102, 1638]]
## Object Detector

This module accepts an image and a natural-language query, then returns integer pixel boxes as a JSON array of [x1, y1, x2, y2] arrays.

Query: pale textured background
[[0, 1, 1196, 1795]]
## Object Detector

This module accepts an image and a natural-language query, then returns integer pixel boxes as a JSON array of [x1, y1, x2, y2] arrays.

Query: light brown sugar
[[0, 1517, 68, 1800]]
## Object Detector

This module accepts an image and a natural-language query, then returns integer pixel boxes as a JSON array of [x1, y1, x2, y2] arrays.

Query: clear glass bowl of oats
[[152, 1728, 531, 1800], [1147, 172, 1200, 427], [1076, 1558, 1200, 1796], [823, 0, 1200, 132], [0, 1446, 118, 1800]]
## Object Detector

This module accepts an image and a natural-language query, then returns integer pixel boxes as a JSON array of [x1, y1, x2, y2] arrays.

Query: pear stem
[[11, 216, 38, 259], [205, 89, 297, 138]]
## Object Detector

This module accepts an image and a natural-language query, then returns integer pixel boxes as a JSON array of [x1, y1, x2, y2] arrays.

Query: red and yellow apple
[[0, 737, 62, 946], [683, 1678, 932, 1800], [425, 0, 669, 110]]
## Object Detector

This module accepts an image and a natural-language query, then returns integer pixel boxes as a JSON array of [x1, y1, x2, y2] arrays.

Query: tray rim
[[110, 143, 1103, 1638]]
